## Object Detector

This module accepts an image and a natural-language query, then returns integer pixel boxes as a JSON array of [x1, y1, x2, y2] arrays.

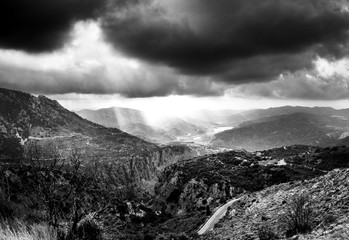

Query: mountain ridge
[[212, 111, 349, 151]]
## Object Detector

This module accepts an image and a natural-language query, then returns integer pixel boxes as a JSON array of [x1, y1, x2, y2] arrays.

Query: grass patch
[[0, 219, 57, 240]]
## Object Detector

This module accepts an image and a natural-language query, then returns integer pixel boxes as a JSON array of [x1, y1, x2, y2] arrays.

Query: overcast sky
[[1, 0, 349, 113]]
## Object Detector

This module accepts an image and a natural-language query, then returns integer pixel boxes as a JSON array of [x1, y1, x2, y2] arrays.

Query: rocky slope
[[212, 112, 349, 151], [154, 145, 347, 217], [201, 168, 349, 240]]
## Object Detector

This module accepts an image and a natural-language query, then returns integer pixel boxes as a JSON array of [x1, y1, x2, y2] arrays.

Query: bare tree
[[24, 140, 87, 228]]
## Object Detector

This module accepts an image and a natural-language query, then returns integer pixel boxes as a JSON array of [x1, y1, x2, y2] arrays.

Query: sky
[[1, 0, 349, 114]]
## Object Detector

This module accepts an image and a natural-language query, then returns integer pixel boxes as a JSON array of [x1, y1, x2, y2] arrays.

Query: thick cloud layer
[[102, 0, 349, 82], [0, 21, 224, 98], [0, 61, 223, 98], [0, 0, 349, 99], [228, 68, 349, 100], [0, 0, 106, 52]]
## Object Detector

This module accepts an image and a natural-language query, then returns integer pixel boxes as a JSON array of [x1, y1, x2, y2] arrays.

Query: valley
[[76, 105, 349, 152]]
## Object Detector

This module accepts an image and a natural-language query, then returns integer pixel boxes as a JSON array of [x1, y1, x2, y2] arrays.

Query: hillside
[[211, 112, 349, 151], [0, 88, 197, 185], [152, 145, 348, 227], [200, 168, 349, 240], [155, 145, 349, 214], [0, 88, 159, 161]]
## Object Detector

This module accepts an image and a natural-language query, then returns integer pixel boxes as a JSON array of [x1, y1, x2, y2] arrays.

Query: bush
[[257, 225, 279, 240], [284, 193, 313, 237]]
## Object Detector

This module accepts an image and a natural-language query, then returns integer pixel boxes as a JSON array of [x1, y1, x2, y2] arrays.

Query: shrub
[[284, 193, 313, 237]]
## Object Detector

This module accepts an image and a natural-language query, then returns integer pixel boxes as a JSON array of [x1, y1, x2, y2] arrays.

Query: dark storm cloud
[[0, 0, 107, 52], [217, 52, 314, 84], [230, 71, 349, 100], [101, 0, 349, 82], [1, 0, 349, 99]]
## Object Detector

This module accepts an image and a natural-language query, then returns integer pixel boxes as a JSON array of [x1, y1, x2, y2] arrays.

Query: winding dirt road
[[197, 198, 241, 235]]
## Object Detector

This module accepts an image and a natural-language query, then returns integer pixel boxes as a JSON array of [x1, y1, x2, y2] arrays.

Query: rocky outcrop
[[119, 144, 197, 184]]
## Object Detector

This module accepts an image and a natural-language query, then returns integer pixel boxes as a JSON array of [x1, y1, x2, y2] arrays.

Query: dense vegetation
[[0, 140, 201, 239]]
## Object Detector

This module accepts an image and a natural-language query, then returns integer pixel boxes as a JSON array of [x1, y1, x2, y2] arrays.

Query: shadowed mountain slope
[[212, 112, 349, 151]]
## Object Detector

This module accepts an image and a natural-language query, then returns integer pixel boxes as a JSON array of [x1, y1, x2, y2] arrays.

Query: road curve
[[198, 198, 241, 235]]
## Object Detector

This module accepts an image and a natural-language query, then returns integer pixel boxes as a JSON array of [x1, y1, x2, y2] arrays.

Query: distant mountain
[[158, 117, 204, 138], [182, 109, 242, 127], [211, 112, 349, 151], [0, 88, 197, 185], [228, 106, 349, 126], [76, 107, 204, 144], [76, 107, 174, 143], [76, 107, 146, 128]]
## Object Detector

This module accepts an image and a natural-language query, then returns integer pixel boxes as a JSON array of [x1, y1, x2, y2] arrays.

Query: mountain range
[[77, 104, 349, 151], [211, 107, 349, 151]]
